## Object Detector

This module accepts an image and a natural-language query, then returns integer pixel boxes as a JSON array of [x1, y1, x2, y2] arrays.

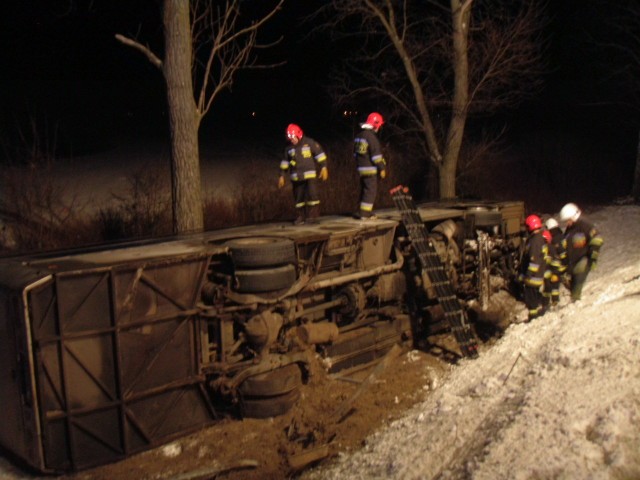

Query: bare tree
[[116, 0, 283, 233], [322, 0, 547, 199]]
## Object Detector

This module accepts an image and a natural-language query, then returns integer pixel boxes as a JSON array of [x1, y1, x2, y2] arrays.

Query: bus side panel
[[27, 254, 216, 472]]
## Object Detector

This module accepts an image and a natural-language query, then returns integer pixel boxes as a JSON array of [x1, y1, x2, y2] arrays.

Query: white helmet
[[545, 217, 559, 230], [559, 202, 581, 223]]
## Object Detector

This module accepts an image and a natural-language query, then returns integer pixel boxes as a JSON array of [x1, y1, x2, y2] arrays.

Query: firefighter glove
[[319, 167, 329, 181], [278, 176, 285, 189], [379, 169, 387, 179]]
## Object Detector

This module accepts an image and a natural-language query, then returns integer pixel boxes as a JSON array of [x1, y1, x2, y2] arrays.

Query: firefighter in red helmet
[[519, 214, 549, 321], [278, 124, 329, 225], [353, 112, 387, 219]]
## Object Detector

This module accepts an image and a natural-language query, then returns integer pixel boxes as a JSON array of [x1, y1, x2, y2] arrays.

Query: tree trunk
[[440, 0, 472, 200], [163, 0, 204, 234], [439, 151, 458, 200], [633, 129, 640, 204]]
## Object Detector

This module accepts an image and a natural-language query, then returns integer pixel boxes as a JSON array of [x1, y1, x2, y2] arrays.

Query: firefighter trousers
[[569, 256, 590, 301], [293, 179, 320, 210], [358, 175, 378, 217], [523, 285, 546, 320]]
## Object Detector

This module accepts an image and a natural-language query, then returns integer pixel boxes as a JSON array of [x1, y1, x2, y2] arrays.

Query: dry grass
[[0, 115, 102, 252], [97, 166, 172, 241], [0, 159, 100, 252], [0, 130, 625, 254], [0, 139, 479, 253]]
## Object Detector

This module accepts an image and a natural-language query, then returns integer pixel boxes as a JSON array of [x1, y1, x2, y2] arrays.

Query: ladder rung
[[391, 185, 478, 359]]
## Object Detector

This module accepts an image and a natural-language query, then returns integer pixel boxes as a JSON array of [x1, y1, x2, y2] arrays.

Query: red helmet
[[525, 214, 542, 232], [286, 123, 303, 140], [542, 230, 551, 244], [365, 112, 384, 129]]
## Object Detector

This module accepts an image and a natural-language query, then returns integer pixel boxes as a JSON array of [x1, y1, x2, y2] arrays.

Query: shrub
[[96, 166, 172, 241], [0, 157, 98, 253]]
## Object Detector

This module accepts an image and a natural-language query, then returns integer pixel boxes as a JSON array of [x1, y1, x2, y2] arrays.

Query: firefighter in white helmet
[[353, 112, 387, 220], [558, 202, 604, 301], [542, 217, 566, 306]]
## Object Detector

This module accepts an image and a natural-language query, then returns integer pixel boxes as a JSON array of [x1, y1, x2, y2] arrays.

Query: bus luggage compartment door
[[26, 254, 213, 472]]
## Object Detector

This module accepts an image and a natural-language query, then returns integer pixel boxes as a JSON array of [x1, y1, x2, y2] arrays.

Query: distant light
[[251, 111, 257, 117]]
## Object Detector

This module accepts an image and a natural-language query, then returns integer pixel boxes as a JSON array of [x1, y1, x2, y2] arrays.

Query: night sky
[[1, 0, 637, 202], [0, 0, 336, 154]]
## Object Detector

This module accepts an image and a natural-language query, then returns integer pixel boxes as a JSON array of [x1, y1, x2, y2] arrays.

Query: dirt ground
[[58, 345, 455, 480]]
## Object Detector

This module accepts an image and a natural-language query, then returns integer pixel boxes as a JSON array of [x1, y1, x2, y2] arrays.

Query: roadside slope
[[304, 204, 640, 480]]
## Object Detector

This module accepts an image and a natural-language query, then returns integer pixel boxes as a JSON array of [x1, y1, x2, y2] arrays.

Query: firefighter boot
[[307, 205, 320, 224], [294, 208, 305, 225]]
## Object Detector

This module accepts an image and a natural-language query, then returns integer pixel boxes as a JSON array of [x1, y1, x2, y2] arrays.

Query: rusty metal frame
[[25, 253, 214, 471]]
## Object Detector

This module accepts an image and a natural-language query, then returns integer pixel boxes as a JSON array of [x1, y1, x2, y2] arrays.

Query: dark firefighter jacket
[[354, 128, 386, 176], [280, 136, 327, 182], [547, 226, 567, 276], [562, 216, 604, 270], [521, 230, 549, 288]]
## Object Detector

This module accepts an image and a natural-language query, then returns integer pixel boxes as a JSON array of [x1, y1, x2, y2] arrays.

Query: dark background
[[0, 0, 339, 152], [1, 0, 637, 205]]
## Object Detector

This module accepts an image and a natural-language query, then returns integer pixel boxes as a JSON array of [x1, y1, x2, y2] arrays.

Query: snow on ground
[[304, 203, 640, 480]]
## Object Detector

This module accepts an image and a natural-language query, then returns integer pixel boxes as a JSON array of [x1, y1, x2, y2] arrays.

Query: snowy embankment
[[306, 204, 640, 480]]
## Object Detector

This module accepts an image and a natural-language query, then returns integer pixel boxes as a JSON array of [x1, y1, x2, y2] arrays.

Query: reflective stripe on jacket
[[280, 136, 327, 182], [521, 230, 549, 288], [354, 128, 385, 176], [562, 216, 604, 269]]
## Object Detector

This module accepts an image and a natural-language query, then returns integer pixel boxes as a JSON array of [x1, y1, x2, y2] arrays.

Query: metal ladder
[[390, 185, 479, 358]]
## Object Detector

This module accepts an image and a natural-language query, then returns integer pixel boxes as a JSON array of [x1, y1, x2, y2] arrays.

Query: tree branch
[[114, 33, 163, 69], [192, 0, 284, 118]]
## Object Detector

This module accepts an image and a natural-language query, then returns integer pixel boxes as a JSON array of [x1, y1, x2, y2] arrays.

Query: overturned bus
[[0, 189, 524, 473]]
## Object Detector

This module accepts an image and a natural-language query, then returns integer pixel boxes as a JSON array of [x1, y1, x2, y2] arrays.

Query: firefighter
[[353, 112, 387, 219], [543, 217, 566, 306], [520, 214, 549, 321], [278, 124, 328, 225], [558, 202, 604, 301]]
